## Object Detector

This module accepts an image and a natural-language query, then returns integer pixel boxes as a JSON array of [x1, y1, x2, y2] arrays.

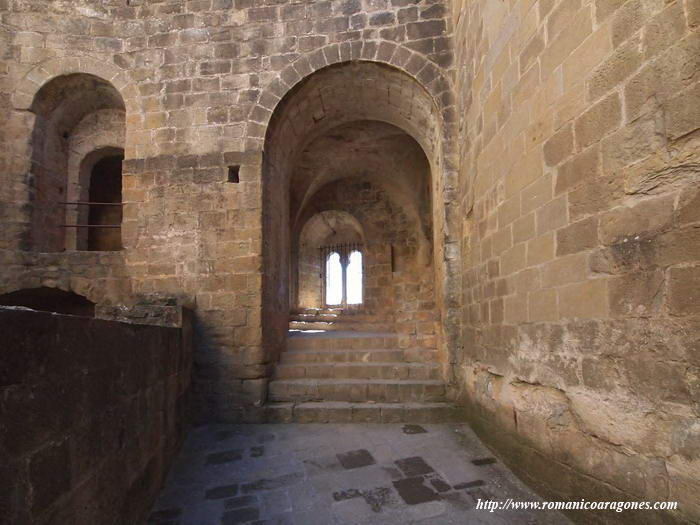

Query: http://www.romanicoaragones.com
[[476, 498, 678, 513]]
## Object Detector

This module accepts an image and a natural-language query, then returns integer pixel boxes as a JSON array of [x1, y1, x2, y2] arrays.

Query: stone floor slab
[[150, 423, 570, 524]]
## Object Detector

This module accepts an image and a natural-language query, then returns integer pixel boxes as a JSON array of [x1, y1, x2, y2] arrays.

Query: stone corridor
[[148, 423, 568, 525]]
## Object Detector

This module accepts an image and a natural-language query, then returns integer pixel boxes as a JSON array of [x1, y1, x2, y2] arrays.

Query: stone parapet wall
[[0, 306, 193, 525], [451, 0, 699, 521]]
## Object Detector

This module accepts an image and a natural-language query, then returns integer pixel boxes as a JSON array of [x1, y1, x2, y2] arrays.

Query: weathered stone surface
[[0, 0, 698, 522], [668, 266, 700, 316], [453, 1, 698, 517], [574, 93, 622, 150], [0, 307, 192, 525]]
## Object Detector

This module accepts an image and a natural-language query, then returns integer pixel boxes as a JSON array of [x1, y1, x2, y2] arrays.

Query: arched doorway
[[261, 61, 447, 360], [86, 152, 124, 251]]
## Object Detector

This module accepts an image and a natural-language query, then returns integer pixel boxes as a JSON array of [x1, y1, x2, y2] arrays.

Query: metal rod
[[61, 224, 122, 228], [59, 201, 123, 206]]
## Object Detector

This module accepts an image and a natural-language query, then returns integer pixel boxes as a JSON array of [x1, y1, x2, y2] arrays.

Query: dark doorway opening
[[87, 154, 123, 251]]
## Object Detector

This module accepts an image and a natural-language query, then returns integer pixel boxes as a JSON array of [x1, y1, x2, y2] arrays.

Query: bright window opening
[[323, 246, 363, 307], [346, 250, 363, 304], [325, 252, 343, 305]]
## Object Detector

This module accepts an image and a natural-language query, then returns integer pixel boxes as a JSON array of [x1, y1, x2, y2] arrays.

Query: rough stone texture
[[451, 0, 700, 522], [0, 0, 461, 425], [0, 306, 193, 525], [150, 423, 568, 524], [0, 0, 698, 522]]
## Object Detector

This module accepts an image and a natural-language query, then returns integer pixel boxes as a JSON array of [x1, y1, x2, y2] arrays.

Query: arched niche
[[28, 73, 125, 252]]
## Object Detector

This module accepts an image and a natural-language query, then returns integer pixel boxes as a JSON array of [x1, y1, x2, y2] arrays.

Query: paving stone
[[241, 472, 304, 494], [221, 507, 260, 524], [428, 477, 452, 492], [332, 488, 362, 501], [336, 449, 376, 470], [251, 512, 295, 524], [402, 424, 427, 434], [392, 476, 441, 505], [216, 430, 236, 441], [224, 496, 258, 509], [453, 479, 485, 490], [205, 484, 239, 500], [471, 457, 497, 466], [206, 449, 244, 465], [361, 486, 399, 512], [261, 490, 292, 515], [394, 456, 434, 477]]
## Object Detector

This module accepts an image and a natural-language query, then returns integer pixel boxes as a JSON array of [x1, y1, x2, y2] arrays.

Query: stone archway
[[27, 73, 126, 252], [260, 59, 452, 370]]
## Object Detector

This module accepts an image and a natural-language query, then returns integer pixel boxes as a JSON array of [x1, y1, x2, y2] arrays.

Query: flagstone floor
[[148, 423, 569, 525]]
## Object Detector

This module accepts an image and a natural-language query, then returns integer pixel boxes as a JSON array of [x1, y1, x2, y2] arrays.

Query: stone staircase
[[289, 308, 392, 332], [265, 331, 460, 423]]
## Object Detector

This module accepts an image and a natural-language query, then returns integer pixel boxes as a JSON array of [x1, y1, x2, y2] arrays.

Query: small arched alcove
[[28, 74, 125, 252]]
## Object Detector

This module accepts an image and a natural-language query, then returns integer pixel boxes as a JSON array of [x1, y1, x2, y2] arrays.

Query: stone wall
[[0, 0, 457, 422], [3, 0, 698, 519], [451, 0, 699, 522], [0, 305, 193, 524], [0, 250, 130, 306]]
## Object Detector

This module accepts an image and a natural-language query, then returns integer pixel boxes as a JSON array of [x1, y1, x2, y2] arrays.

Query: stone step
[[274, 362, 441, 380], [289, 321, 393, 332], [281, 348, 438, 364], [292, 308, 344, 315], [290, 313, 386, 322], [288, 332, 398, 351], [268, 379, 446, 403], [264, 401, 462, 424], [290, 313, 340, 320]]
